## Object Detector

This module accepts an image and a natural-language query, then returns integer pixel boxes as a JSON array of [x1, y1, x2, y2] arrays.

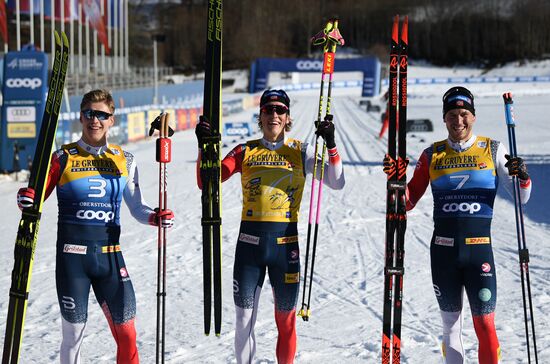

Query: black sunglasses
[[82, 109, 113, 121], [261, 105, 289, 115]]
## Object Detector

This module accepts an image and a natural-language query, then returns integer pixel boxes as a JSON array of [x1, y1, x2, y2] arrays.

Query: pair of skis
[[381, 15, 408, 364], [2, 31, 69, 364], [200, 0, 223, 337], [299, 19, 344, 321], [502, 94, 539, 363]]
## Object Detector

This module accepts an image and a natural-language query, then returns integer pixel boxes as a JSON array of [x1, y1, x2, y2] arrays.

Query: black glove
[[505, 154, 529, 180], [195, 115, 212, 146], [383, 154, 409, 179], [315, 114, 336, 149]]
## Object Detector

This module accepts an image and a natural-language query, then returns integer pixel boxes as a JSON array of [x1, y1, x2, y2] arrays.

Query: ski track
[[0, 85, 549, 363]]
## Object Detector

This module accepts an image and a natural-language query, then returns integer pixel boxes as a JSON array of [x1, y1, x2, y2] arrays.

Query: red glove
[[17, 187, 35, 210], [149, 208, 175, 228]]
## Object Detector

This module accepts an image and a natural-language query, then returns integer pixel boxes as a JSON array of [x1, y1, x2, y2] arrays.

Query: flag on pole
[[0, 0, 7, 44], [7, 0, 77, 21], [82, 0, 110, 54]]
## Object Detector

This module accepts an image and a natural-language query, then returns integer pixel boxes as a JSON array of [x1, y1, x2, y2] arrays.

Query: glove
[[315, 114, 336, 149], [383, 154, 409, 179], [505, 154, 529, 180], [195, 115, 212, 146], [17, 187, 35, 210], [149, 208, 175, 229]]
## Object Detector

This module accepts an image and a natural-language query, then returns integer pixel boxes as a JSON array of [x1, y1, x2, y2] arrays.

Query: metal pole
[[153, 38, 158, 104], [40, 0, 44, 50], [107, 0, 111, 72], [29, 0, 34, 45], [60, 0, 65, 34], [125, 0, 129, 72], [70, 0, 74, 73], [113, 0, 118, 73], [78, 2, 82, 73], [85, 9, 90, 75], [51, 0, 55, 55], [16, 0, 20, 50], [101, 0, 105, 73], [118, 0, 123, 72]]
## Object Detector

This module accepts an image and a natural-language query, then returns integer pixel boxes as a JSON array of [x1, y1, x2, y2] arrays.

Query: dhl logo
[[465, 237, 491, 245]]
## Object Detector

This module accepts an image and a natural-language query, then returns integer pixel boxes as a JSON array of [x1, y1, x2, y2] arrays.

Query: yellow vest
[[241, 139, 306, 222], [428, 136, 498, 219]]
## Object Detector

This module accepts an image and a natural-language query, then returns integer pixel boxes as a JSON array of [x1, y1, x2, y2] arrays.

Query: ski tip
[[61, 32, 69, 48], [215, 332, 221, 337], [401, 16, 408, 45], [503, 92, 513, 104], [392, 15, 399, 42], [54, 31, 61, 46]]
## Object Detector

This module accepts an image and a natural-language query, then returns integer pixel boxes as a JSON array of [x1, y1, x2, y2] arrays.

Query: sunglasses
[[261, 105, 289, 115], [82, 109, 113, 121]]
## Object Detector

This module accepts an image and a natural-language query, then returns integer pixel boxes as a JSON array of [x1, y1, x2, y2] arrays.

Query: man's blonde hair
[[80, 89, 115, 113]]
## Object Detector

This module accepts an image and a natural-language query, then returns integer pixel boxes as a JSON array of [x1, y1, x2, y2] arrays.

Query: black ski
[[200, 0, 223, 337], [2, 31, 69, 364], [381, 15, 408, 364]]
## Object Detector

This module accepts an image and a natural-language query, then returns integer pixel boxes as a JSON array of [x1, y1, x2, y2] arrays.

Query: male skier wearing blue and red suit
[[17, 89, 174, 363], [384, 86, 532, 363], [196, 89, 345, 364]]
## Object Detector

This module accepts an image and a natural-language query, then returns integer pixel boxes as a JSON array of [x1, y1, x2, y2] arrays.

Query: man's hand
[[505, 154, 529, 180], [17, 187, 35, 210], [315, 114, 336, 149], [149, 208, 175, 228], [195, 115, 212, 146]]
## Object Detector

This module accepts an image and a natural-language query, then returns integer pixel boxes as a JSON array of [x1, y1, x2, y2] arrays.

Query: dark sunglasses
[[82, 109, 113, 121], [261, 105, 289, 115]]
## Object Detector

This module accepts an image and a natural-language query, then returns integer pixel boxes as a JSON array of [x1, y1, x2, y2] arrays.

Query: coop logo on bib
[[442, 202, 481, 215]]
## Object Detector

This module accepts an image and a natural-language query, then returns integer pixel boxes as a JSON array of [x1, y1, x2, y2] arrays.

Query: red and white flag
[[82, 0, 110, 54], [0, 0, 8, 44]]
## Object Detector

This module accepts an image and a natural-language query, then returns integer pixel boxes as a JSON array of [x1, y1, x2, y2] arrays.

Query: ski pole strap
[[149, 113, 175, 137], [503, 92, 516, 126]]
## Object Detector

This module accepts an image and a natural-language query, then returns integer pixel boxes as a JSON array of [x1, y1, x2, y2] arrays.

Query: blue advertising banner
[[249, 57, 381, 97], [0, 49, 49, 171], [224, 122, 252, 138]]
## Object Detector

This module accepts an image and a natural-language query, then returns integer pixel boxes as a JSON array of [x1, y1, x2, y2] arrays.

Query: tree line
[[128, 0, 550, 72]]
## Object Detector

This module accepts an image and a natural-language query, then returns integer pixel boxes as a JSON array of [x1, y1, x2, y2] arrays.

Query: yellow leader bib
[[429, 136, 498, 219], [241, 139, 306, 222]]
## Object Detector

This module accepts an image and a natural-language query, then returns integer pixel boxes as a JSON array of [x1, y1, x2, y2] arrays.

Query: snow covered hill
[[0, 64, 549, 363]]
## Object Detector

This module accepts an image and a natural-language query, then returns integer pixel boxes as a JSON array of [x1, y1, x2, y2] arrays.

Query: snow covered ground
[[0, 63, 549, 363]]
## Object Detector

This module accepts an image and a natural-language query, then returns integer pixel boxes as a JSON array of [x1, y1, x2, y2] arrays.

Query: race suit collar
[[77, 138, 109, 155], [261, 136, 287, 151], [447, 134, 477, 152]]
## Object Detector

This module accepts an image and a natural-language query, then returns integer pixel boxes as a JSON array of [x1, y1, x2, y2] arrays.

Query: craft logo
[[63, 244, 87, 255]]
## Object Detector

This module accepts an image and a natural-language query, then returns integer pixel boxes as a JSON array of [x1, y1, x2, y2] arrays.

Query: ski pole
[[503, 93, 538, 364], [149, 113, 173, 364], [299, 19, 344, 321]]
